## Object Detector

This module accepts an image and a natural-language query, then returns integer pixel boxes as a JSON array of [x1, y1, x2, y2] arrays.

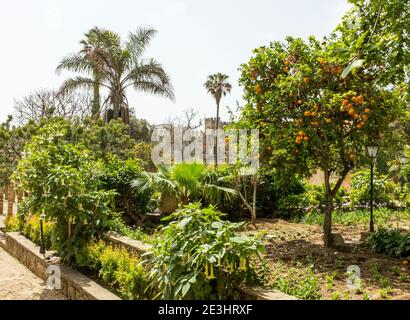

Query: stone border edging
[[104, 231, 298, 300], [0, 231, 121, 300]]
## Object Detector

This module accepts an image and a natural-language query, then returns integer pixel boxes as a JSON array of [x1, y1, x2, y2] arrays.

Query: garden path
[[0, 246, 66, 300]]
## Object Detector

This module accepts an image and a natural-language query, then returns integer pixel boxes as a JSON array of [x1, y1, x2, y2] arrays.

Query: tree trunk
[[215, 100, 220, 167], [113, 94, 121, 120], [91, 73, 101, 118], [323, 170, 333, 247], [251, 177, 257, 226]]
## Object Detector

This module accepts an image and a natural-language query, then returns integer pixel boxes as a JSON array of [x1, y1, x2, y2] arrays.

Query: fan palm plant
[[56, 27, 174, 124], [132, 162, 237, 207], [204, 73, 232, 165]]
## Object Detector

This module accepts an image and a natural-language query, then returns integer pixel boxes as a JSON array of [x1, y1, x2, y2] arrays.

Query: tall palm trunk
[[91, 73, 101, 118], [113, 94, 121, 120], [215, 100, 220, 167]]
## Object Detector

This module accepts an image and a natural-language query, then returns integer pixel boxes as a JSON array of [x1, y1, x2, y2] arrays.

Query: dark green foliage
[[350, 169, 395, 208], [148, 204, 265, 300], [99, 155, 154, 224], [13, 121, 116, 264], [368, 228, 410, 259]]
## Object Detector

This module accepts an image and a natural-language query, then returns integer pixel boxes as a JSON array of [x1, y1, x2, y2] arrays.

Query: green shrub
[[21, 215, 56, 250], [299, 208, 409, 226], [4, 216, 20, 232], [350, 169, 395, 208], [76, 240, 153, 300], [104, 212, 153, 244], [148, 203, 265, 300], [12, 121, 116, 264], [368, 228, 410, 258], [99, 155, 154, 224], [270, 266, 322, 300], [277, 183, 346, 219]]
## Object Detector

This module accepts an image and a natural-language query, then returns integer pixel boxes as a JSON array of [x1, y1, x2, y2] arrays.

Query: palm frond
[[202, 183, 237, 204], [126, 27, 157, 59], [58, 76, 96, 95], [128, 59, 175, 101], [56, 53, 94, 75]]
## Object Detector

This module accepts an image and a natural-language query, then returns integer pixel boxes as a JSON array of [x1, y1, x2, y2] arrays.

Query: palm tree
[[56, 27, 174, 124], [132, 162, 237, 208], [204, 73, 232, 166]]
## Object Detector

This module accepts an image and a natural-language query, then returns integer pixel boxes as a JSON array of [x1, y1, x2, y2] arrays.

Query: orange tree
[[237, 36, 404, 247]]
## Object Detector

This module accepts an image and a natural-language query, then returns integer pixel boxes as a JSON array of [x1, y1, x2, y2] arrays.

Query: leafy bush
[[76, 240, 153, 299], [368, 228, 410, 258], [260, 170, 305, 218], [270, 266, 322, 300], [299, 208, 409, 226], [4, 215, 20, 232], [13, 121, 116, 264], [350, 169, 395, 208], [104, 211, 154, 244], [99, 155, 154, 224], [276, 183, 346, 219], [147, 203, 265, 300], [80, 119, 136, 161], [21, 214, 56, 250]]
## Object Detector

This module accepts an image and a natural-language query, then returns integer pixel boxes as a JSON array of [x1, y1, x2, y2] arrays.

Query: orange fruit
[[347, 103, 353, 110], [353, 113, 359, 119], [360, 121, 366, 126], [304, 111, 311, 117], [297, 100, 303, 105], [311, 111, 317, 117], [283, 66, 289, 72], [365, 108, 371, 113], [348, 108, 355, 115], [362, 114, 369, 121], [325, 118, 332, 123], [303, 136, 309, 141], [342, 99, 349, 106], [303, 77, 310, 84], [402, 260, 408, 266], [255, 84, 262, 94], [298, 130, 305, 136], [284, 60, 290, 66]]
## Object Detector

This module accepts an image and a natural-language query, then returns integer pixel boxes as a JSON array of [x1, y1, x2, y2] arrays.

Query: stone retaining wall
[[0, 231, 120, 300]]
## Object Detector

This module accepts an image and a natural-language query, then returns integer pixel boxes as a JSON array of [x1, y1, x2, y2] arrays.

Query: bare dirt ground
[[0, 246, 66, 300], [244, 219, 410, 300]]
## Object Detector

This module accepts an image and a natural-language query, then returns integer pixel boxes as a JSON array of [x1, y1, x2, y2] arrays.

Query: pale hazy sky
[[0, 0, 350, 125]]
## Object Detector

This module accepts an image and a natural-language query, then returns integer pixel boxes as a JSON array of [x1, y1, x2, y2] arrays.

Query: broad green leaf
[[355, 30, 369, 49], [341, 59, 364, 78], [181, 282, 191, 297], [177, 216, 192, 228], [211, 221, 223, 229]]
